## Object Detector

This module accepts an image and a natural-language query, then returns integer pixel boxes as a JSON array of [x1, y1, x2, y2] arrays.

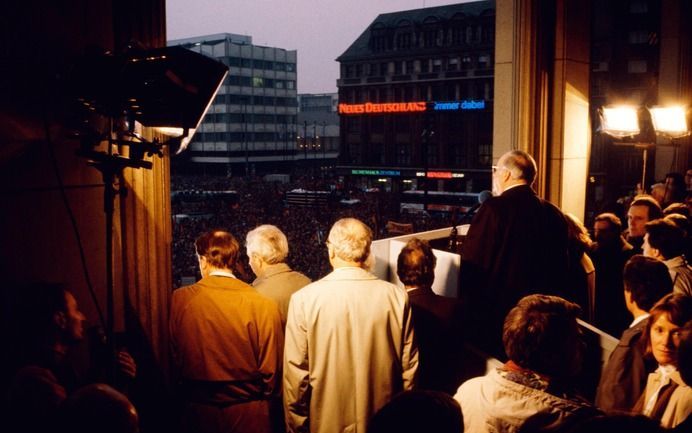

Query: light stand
[[70, 44, 227, 385], [601, 105, 690, 193]]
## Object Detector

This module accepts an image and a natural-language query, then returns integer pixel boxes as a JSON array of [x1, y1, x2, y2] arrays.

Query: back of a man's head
[[327, 218, 372, 264], [503, 294, 582, 378], [194, 230, 240, 270], [246, 224, 289, 265], [397, 238, 436, 288], [499, 150, 537, 184], [623, 255, 673, 311], [645, 218, 685, 260]]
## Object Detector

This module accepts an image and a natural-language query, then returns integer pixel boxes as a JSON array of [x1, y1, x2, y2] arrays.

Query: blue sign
[[432, 100, 486, 111]]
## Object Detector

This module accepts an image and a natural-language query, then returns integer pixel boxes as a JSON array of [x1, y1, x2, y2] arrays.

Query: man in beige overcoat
[[283, 218, 418, 433]]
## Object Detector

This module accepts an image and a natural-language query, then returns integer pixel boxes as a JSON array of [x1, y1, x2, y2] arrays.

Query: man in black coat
[[459, 150, 569, 357], [397, 238, 464, 394], [595, 255, 672, 412]]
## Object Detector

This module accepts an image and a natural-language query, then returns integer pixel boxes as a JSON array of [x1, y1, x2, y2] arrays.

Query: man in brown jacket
[[170, 230, 283, 433]]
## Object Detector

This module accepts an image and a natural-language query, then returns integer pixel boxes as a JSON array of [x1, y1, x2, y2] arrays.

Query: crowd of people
[[171, 174, 451, 286], [4, 152, 692, 433]]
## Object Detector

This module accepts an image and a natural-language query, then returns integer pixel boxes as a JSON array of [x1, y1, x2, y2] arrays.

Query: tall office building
[[297, 93, 340, 166], [169, 33, 298, 175], [336, 1, 495, 197]]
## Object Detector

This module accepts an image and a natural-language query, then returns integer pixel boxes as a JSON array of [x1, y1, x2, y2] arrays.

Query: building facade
[[168, 33, 299, 175], [336, 1, 495, 198], [297, 93, 340, 168]]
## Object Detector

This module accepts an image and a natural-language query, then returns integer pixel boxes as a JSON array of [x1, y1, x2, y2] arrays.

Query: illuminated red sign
[[427, 171, 453, 179], [338, 102, 427, 114]]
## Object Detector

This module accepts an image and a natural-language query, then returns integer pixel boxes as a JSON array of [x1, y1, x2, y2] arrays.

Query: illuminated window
[[252, 77, 264, 87]]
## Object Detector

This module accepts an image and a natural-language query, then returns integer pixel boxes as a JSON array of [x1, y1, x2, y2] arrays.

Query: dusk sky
[[166, 0, 470, 94]]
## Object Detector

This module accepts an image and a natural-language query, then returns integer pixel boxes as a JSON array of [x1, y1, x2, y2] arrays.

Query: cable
[[42, 108, 106, 330]]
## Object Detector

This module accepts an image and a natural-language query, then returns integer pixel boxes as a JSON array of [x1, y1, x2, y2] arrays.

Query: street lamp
[[600, 104, 690, 191]]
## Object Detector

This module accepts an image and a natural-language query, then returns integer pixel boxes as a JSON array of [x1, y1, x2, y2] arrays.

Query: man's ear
[[54, 311, 67, 329]]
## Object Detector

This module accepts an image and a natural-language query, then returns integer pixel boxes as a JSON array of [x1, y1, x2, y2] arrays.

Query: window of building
[[627, 59, 647, 73], [629, 0, 648, 13], [253, 77, 264, 87], [396, 31, 412, 50], [396, 143, 411, 165], [286, 80, 295, 89], [427, 143, 438, 166], [448, 57, 459, 71], [276, 80, 284, 89], [461, 55, 472, 69], [421, 59, 431, 73], [405, 60, 414, 74], [432, 59, 443, 73], [628, 31, 649, 44], [394, 61, 403, 75], [478, 54, 491, 69], [380, 62, 389, 76], [241, 58, 252, 68], [478, 143, 491, 165], [286, 63, 296, 72]]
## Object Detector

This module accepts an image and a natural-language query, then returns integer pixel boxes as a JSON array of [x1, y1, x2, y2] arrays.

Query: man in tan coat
[[283, 218, 418, 433]]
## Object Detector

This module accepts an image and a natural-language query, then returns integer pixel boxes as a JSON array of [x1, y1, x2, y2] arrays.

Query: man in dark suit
[[595, 255, 672, 412], [397, 238, 464, 394], [459, 150, 569, 357]]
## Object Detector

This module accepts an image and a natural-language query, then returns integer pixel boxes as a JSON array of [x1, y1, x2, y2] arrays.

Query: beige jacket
[[283, 266, 418, 433], [639, 369, 692, 428], [253, 262, 311, 327]]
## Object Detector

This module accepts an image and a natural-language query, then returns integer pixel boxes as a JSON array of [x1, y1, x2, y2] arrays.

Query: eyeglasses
[[492, 165, 507, 174]]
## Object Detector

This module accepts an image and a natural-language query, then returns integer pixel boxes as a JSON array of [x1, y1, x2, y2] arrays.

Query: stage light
[[649, 106, 689, 138], [599, 106, 640, 138]]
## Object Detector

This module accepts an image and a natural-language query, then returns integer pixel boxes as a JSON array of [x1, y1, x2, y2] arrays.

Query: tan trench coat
[[283, 266, 418, 433]]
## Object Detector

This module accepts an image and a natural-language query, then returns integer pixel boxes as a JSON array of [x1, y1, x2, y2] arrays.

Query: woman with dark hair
[[634, 294, 692, 428]]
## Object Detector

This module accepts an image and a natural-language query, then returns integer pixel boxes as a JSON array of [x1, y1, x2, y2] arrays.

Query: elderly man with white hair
[[283, 218, 418, 433], [246, 224, 311, 327]]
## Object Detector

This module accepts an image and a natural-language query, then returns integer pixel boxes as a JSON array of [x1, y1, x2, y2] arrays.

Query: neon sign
[[416, 171, 465, 179], [432, 100, 486, 111], [352, 169, 401, 176], [339, 102, 426, 114]]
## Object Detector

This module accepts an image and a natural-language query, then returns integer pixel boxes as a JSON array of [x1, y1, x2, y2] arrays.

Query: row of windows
[[214, 94, 298, 107], [217, 56, 296, 72], [340, 80, 493, 104], [193, 131, 297, 143], [224, 75, 296, 90], [343, 54, 492, 79], [370, 20, 494, 52], [346, 141, 491, 167], [204, 113, 297, 124]]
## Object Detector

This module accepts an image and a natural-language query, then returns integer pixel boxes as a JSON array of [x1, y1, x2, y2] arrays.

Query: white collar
[[209, 270, 236, 279], [630, 313, 650, 328]]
